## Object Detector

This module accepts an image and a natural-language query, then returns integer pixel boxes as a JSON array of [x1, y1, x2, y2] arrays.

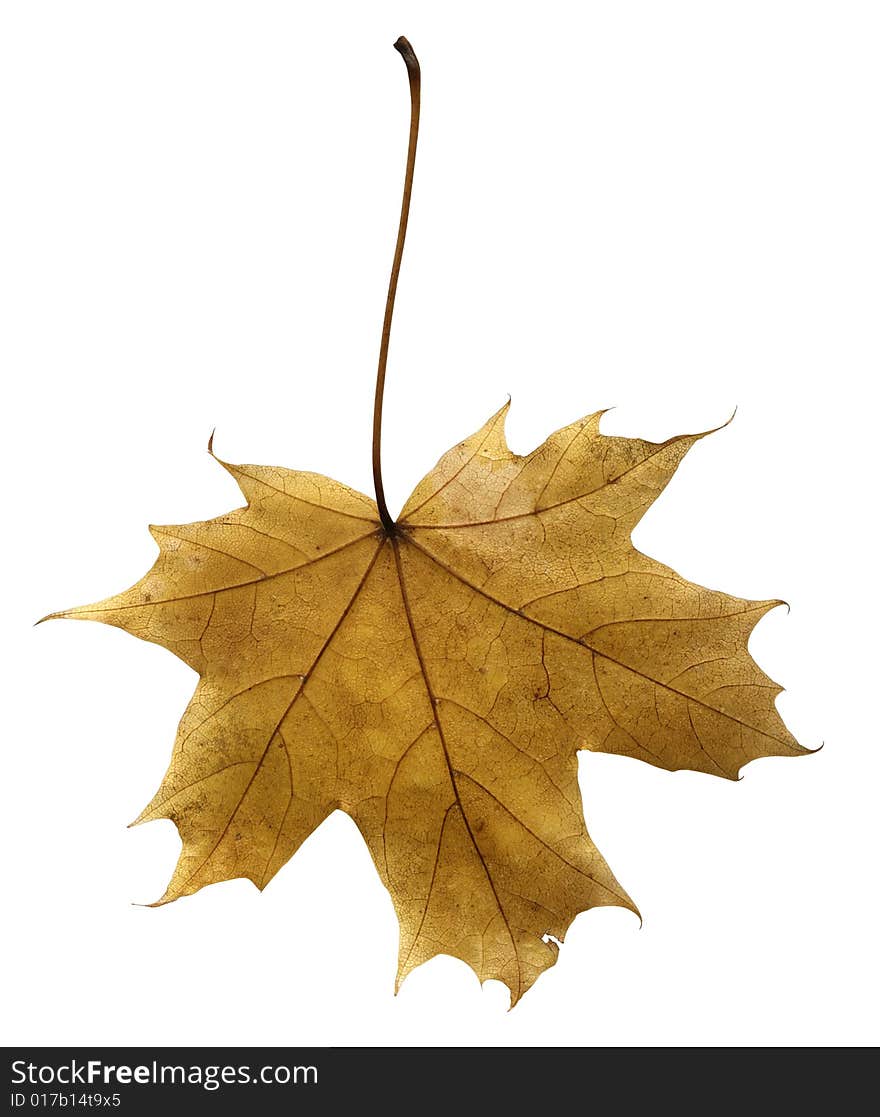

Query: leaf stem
[[372, 36, 421, 536]]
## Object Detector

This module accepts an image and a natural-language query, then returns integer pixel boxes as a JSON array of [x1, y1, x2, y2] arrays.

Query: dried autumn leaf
[[44, 38, 808, 1005], [46, 409, 807, 1002]]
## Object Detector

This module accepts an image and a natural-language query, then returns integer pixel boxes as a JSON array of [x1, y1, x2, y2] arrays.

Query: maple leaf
[[44, 38, 809, 1005]]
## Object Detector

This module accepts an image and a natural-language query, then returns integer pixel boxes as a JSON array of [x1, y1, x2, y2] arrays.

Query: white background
[[2, 2, 877, 1047]]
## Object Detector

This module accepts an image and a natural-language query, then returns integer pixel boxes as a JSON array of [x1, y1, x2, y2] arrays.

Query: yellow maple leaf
[[44, 38, 808, 1005]]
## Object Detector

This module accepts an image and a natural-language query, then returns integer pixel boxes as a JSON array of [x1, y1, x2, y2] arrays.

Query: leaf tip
[[495, 397, 513, 446], [204, 433, 244, 490], [748, 598, 791, 626], [145, 885, 183, 908], [697, 406, 738, 441], [35, 608, 78, 625], [129, 800, 163, 827], [613, 890, 643, 926]]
